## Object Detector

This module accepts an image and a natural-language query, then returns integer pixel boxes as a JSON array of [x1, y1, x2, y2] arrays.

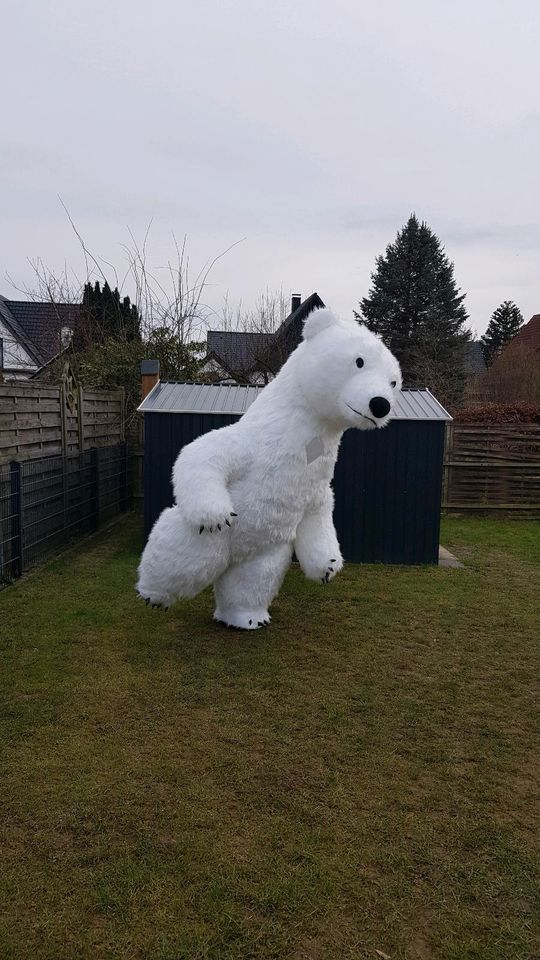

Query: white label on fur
[[305, 436, 325, 463]]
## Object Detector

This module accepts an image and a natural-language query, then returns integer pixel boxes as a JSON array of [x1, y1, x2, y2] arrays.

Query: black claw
[[145, 598, 150, 605], [258, 621, 264, 626], [209, 526, 213, 532], [217, 524, 221, 531], [321, 577, 326, 583], [225, 519, 231, 526], [329, 567, 334, 572], [230, 512, 237, 517], [199, 525, 204, 534], [325, 572, 330, 583]]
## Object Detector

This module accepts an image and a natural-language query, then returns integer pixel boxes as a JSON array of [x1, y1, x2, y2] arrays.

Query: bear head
[[298, 308, 402, 430]]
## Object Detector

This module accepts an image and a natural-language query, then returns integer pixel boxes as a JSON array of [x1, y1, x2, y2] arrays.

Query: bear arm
[[172, 431, 240, 528], [294, 488, 343, 583]]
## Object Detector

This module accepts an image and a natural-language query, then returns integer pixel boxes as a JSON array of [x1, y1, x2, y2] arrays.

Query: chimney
[[291, 294, 301, 313], [141, 359, 160, 399]]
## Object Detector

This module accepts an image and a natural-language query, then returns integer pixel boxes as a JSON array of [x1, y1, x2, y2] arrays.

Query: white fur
[[137, 309, 401, 629]]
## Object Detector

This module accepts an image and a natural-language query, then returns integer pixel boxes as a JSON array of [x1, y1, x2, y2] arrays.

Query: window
[[60, 326, 73, 349]]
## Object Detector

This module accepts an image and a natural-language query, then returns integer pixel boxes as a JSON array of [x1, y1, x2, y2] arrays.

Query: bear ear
[[302, 308, 340, 341]]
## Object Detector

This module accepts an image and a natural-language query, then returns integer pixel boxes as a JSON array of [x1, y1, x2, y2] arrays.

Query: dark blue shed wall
[[144, 413, 445, 564], [144, 413, 239, 541], [332, 421, 445, 564]]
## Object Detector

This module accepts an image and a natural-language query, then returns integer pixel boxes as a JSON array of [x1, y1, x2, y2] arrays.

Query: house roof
[[0, 296, 44, 366], [466, 341, 487, 376], [275, 292, 325, 341], [206, 331, 274, 374], [507, 314, 540, 353], [204, 292, 325, 378], [139, 382, 452, 421], [0, 298, 80, 365]]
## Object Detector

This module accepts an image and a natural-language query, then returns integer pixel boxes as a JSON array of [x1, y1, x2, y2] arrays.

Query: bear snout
[[369, 396, 391, 419]]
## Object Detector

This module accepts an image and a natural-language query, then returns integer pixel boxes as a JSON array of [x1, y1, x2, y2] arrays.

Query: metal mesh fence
[[0, 443, 132, 587]]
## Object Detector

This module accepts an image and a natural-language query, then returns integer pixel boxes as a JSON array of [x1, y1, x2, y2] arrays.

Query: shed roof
[[138, 381, 452, 421]]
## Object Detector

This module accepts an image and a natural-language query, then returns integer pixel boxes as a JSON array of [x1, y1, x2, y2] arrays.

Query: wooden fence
[[443, 423, 540, 512], [0, 379, 125, 465]]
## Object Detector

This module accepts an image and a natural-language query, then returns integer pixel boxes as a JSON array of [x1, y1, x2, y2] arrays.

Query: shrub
[[453, 402, 540, 424]]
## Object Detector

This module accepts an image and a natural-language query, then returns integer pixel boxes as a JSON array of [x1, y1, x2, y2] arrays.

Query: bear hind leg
[[213, 543, 292, 630], [137, 506, 230, 608]]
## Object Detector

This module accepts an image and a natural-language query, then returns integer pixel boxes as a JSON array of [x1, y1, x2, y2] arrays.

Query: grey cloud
[[1, 0, 539, 336]]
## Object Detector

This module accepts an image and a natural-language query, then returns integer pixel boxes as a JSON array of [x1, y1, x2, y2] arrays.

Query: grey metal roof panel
[[138, 382, 452, 420], [392, 389, 451, 420], [139, 381, 264, 415]]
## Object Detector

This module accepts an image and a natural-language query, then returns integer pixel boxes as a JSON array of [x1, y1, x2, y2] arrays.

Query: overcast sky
[[2, 0, 539, 336]]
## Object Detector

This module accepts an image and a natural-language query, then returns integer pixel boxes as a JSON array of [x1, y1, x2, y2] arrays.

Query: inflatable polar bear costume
[[137, 308, 401, 629]]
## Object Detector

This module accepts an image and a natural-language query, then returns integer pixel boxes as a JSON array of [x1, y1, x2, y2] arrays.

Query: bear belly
[[227, 451, 335, 557]]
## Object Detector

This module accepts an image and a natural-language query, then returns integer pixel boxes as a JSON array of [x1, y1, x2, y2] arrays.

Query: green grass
[[1, 516, 538, 960]]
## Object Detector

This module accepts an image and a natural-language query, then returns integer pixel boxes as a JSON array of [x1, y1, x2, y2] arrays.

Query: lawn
[[1, 515, 538, 960]]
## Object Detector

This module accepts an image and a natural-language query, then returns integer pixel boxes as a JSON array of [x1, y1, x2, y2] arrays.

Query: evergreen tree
[[480, 300, 524, 366], [123, 297, 141, 341], [100, 281, 116, 338], [79, 280, 141, 346], [355, 214, 470, 404]]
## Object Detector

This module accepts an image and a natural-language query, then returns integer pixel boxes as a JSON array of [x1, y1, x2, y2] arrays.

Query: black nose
[[369, 396, 391, 419]]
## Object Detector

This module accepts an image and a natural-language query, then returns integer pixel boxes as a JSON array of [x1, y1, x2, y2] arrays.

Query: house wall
[[0, 319, 38, 378], [199, 358, 230, 379], [199, 357, 271, 386]]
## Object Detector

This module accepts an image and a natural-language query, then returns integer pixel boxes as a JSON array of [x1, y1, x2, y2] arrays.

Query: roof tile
[[3, 299, 80, 364]]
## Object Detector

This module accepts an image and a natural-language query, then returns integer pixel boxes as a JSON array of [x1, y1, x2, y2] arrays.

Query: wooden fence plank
[[0, 380, 125, 464], [444, 422, 540, 512]]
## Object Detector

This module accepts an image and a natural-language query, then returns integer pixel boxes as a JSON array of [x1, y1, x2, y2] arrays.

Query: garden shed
[[139, 381, 451, 565]]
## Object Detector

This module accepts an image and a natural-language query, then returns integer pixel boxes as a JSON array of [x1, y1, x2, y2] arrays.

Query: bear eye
[[355, 357, 364, 368], [390, 380, 397, 388]]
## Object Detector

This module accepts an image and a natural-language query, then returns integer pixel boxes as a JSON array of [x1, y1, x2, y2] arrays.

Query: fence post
[[119, 388, 126, 444], [92, 447, 100, 531], [442, 422, 452, 508], [77, 383, 85, 454], [60, 381, 68, 458], [9, 460, 23, 578], [120, 442, 129, 512], [62, 454, 69, 534]]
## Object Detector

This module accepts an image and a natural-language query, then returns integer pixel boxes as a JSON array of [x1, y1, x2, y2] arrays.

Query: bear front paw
[[197, 510, 237, 534], [300, 554, 343, 583], [314, 555, 343, 584]]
